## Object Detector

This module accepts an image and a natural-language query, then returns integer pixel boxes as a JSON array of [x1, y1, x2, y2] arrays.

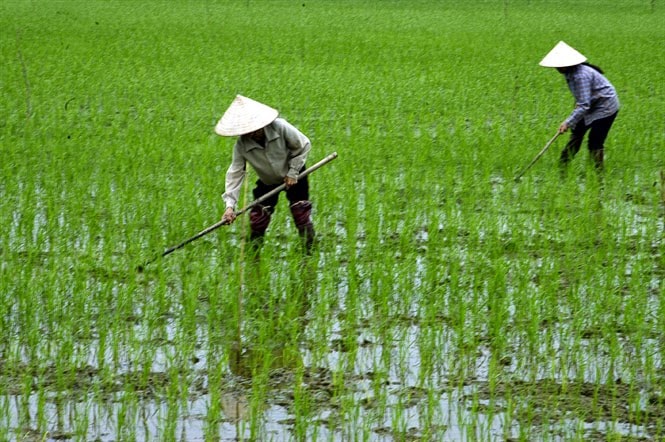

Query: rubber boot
[[248, 205, 272, 257], [290, 200, 315, 254]]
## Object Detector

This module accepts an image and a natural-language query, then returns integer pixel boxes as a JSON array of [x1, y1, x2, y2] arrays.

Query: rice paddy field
[[1, 0, 664, 440]]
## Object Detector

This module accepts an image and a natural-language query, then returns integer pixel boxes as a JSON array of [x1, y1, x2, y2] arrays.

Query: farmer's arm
[[279, 119, 311, 181], [222, 143, 246, 210], [563, 70, 592, 130]]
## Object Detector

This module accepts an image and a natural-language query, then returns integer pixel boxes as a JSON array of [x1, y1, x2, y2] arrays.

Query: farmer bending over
[[216, 95, 315, 253], [540, 41, 619, 172]]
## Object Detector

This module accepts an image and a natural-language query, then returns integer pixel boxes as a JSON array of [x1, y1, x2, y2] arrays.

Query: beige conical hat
[[539, 41, 587, 68], [215, 95, 279, 136]]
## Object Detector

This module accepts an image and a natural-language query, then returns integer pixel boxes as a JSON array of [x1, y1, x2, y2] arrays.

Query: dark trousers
[[560, 111, 618, 170], [252, 171, 309, 207], [248, 167, 314, 252]]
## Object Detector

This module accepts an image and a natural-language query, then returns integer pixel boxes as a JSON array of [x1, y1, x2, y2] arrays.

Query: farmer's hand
[[222, 207, 236, 224], [284, 176, 297, 189], [558, 122, 569, 134]]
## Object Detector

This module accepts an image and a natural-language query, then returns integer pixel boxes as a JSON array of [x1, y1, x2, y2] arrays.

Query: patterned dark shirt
[[564, 64, 619, 128]]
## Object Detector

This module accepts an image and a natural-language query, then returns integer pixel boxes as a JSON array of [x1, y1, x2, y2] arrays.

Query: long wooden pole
[[138, 152, 338, 270], [514, 132, 560, 182]]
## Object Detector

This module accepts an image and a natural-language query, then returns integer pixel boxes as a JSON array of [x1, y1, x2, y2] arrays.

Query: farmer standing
[[215, 95, 315, 253], [540, 41, 619, 172]]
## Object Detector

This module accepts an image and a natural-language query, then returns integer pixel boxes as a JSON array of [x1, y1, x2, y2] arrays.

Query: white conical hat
[[215, 95, 279, 136], [539, 41, 587, 68]]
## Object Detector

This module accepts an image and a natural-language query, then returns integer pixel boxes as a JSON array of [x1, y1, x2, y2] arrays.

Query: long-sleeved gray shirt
[[564, 64, 619, 128], [222, 117, 311, 209]]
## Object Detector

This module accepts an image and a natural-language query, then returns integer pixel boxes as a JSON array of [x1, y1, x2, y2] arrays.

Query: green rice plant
[[291, 369, 313, 440]]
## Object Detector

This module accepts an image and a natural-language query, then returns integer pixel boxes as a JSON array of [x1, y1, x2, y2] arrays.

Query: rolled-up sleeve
[[280, 119, 311, 179], [222, 143, 246, 209]]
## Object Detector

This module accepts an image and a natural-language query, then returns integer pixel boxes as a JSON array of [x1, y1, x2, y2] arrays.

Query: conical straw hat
[[539, 41, 587, 68], [215, 95, 279, 136]]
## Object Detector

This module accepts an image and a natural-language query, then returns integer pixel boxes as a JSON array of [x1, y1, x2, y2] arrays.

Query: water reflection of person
[[220, 391, 250, 422], [539, 41, 619, 173], [227, 257, 314, 378]]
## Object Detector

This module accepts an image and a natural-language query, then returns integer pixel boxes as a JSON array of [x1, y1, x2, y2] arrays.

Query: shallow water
[[2, 178, 663, 441]]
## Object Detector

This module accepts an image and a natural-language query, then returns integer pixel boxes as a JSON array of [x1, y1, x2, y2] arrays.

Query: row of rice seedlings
[[298, 115, 660, 436], [3, 108, 660, 438]]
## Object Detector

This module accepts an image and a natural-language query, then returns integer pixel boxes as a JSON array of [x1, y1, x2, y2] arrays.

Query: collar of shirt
[[564, 65, 581, 83], [242, 122, 280, 152]]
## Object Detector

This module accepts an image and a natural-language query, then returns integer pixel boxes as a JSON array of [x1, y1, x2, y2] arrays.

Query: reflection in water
[[220, 392, 249, 422], [3, 199, 662, 440], [222, 252, 315, 427], [211, 252, 317, 439]]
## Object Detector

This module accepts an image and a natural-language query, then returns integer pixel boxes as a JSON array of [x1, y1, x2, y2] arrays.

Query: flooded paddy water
[[2, 177, 663, 440], [2, 0, 664, 440]]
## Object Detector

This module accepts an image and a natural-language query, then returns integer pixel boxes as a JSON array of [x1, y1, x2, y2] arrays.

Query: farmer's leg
[[285, 170, 315, 253], [559, 120, 589, 169], [587, 112, 618, 172], [249, 180, 280, 248]]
